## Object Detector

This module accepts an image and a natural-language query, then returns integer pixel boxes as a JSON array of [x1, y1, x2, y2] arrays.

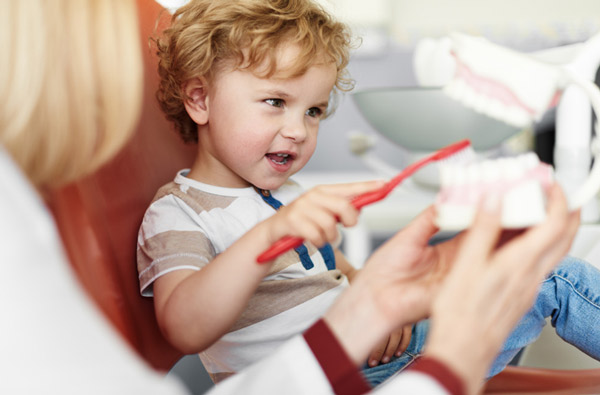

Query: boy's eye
[[265, 98, 284, 108], [306, 107, 323, 118]]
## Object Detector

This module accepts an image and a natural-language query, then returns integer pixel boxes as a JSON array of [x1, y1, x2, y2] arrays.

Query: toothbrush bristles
[[440, 144, 476, 165]]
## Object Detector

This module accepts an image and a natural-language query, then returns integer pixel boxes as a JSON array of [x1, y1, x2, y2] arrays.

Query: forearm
[[156, 219, 277, 353], [335, 249, 359, 282], [322, 274, 401, 365]]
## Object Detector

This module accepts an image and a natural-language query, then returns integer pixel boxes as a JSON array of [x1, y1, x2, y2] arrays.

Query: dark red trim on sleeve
[[303, 319, 371, 395], [409, 356, 465, 395]]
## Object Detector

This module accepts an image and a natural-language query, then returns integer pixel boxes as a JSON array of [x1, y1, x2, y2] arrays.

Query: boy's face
[[193, 45, 337, 190]]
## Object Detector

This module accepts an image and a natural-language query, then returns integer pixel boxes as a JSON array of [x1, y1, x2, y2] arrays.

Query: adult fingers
[[451, 193, 503, 269], [395, 206, 440, 247]]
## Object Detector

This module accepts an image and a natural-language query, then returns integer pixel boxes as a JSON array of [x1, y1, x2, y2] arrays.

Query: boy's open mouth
[[266, 153, 292, 165]]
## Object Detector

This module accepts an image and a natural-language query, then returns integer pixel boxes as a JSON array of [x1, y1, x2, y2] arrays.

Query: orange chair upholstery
[[484, 366, 600, 394], [44, 0, 600, 392], [46, 0, 194, 372]]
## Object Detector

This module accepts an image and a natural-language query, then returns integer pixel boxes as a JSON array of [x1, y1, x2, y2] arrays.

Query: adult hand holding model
[[323, 184, 579, 394]]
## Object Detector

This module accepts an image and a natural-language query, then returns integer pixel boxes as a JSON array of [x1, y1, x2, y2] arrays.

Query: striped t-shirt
[[137, 170, 348, 383]]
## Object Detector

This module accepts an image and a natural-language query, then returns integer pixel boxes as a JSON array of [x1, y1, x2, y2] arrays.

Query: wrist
[[323, 278, 392, 364], [424, 324, 488, 395], [410, 356, 465, 395], [304, 319, 371, 395]]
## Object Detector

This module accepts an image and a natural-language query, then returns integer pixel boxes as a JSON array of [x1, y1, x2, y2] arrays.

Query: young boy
[[138, 0, 600, 387]]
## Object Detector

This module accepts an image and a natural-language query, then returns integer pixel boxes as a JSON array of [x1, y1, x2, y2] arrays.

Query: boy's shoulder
[[148, 176, 252, 216], [152, 180, 182, 203]]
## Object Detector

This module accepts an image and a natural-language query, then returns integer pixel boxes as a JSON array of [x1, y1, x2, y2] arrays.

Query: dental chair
[[45, 0, 191, 372], [44, 0, 600, 393]]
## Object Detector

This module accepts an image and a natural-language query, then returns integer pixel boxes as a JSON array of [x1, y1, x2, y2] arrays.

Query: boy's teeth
[[267, 153, 289, 164]]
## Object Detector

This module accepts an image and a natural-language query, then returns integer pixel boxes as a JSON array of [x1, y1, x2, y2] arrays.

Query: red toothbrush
[[256, 139, 474, 263]]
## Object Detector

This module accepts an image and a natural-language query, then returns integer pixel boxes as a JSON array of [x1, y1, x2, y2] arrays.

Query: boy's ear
[[182, 77, 210, 125]]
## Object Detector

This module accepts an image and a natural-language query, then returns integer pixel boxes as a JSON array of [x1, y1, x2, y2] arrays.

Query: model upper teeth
[[438, 152, 553, 205], [440, 153, 541, 185]]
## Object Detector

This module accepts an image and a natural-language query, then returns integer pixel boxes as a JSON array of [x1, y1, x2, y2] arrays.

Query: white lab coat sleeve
[[207, 334, 452, 395], [206, 335, 336, 395], [373, 371, 451, 394], [208, 319, 459, 395]]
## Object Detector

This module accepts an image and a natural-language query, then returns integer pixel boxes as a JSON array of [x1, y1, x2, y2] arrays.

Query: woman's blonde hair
[[155, 0, 355, 143], [0, 0, 143, 187]]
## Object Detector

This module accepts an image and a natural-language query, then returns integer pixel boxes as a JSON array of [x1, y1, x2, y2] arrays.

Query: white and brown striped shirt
[[137, 170, 347, 383]]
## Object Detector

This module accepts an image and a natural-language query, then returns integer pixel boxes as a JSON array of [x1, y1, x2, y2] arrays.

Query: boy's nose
[[280, 116, 308, 143]]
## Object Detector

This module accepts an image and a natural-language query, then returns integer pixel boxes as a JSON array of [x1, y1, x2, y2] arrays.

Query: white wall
[[320, 0, 600, 49]]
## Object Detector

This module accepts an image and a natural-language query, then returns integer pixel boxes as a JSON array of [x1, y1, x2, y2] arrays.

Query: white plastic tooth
[[461, 85, 478, 109], [454, 164, 467, 186], [513, 109, 531, 128], [439, 164, 454, 187], [481, 159, 499, 182], [445, 79, 467, 101], [520, 152, 539, 169], [467, 163, 480, 184], [472, 94, 488, 114], [502, 157, 522, 181], [486, 99, 506, 124], [504, 106, 531, 129]]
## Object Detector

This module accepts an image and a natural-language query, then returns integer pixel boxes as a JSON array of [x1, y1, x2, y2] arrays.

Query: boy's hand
[[367, 325, 412, 367], [266, 181, 385, 248]]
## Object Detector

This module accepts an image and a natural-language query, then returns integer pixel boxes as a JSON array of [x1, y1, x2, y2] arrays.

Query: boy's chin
[[252, 178, 288, 192]]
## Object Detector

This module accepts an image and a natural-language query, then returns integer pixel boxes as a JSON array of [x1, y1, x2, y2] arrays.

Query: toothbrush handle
[[256, 235, 304, 263], [351, 189, 388, 209]]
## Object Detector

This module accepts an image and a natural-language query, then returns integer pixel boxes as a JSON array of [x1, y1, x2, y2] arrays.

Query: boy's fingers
[[317, 180, 386, 199], [396, 325, 412, 356], [368, 340, 388, 367]]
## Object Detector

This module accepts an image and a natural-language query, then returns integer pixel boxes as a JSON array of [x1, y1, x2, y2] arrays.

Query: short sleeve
[[137, 194, 216, 296]]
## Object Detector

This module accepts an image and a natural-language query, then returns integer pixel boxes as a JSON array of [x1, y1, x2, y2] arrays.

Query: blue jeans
[[362, 256, 600, 387]]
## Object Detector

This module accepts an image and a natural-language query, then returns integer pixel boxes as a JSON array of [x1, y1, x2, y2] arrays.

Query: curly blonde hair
[[155, 0, 355, 143]]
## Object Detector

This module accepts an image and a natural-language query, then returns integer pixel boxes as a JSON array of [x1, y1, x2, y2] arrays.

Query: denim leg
[[488, 256, 600, 377], [362, 320, 429, 387]]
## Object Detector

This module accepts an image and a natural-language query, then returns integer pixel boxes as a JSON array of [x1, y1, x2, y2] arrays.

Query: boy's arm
[[152, 181, 384, 354], [152, 219, 276, 354], [334, 248, 359, 282]]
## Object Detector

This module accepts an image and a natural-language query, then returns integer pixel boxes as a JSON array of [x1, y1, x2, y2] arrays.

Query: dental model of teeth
[[435, 152, 554, 231], [443, 32, 565, 129]]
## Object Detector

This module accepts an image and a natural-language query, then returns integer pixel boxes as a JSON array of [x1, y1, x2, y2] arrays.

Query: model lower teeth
[[435, 152, 554, 230]]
